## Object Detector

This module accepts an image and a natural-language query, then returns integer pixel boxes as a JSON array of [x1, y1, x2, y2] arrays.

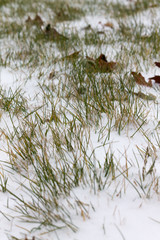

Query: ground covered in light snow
[[1, 0, 160, 239]]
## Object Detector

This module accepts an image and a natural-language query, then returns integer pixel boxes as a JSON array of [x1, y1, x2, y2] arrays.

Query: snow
[[1, 1, 160, 240]]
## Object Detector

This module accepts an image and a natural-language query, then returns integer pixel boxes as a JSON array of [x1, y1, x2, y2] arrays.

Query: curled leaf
[[131, 72, 152, 87], [96, 54, 117, 72], [45, 24, 68, 41], [154, 62, 160, 68], [149, 75, 160, 84], [97, 53, 108, 62], [86, 54, 117, 73], [26, 15, 44, 26]]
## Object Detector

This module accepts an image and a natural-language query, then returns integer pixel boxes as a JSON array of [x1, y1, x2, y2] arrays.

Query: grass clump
[[5, 106, 108, 232], [52, 1, 85, 22], [0, 87, 27, 114], [0, 0, 11, 8], [108, 0, 160, 19]]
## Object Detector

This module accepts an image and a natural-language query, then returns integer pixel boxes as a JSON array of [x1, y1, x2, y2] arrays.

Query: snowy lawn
[[1, 0, 160, 239]]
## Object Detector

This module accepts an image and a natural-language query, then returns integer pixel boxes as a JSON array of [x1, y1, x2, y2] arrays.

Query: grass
[[1, 0, 160, 239], [107, 0, 160, 19], [50, 1, 85, 22]]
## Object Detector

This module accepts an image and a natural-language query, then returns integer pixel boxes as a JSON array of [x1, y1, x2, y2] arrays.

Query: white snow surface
[[1, 1, 160, 240]]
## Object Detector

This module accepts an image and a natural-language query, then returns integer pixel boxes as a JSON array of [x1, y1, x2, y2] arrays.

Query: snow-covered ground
[[1, 1, 160, 239]]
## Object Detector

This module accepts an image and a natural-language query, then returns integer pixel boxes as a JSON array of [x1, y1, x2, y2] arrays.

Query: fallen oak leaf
[[33, 15, 43, 26], [97, 53, 107, 62], [95, 54, 117, 72], [86, 54, 117, 73], [149, 75, 160, 84], [26, 15, 44, 26], [45, 24, 68, 41], [154, 62, 160, 68], [131, 72, 152, 87]]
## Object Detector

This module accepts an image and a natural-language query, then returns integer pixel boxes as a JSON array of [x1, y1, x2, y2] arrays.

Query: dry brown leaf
[[96, 54, 108, 62], [26, 15, 43, 26], [104, 22, 114, 29], [149, 75, 160, 84], [131, 72, 152, 87], [34, 15, 43, 26], [86, 54, 117, 73], [154, 62, 160, 68], [96, 54, 117, 72], [45, 24, 68, 41]]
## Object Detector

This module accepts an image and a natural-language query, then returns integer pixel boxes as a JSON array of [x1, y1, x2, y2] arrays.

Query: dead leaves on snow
[[61, 52, 117, 73], [45, 24, 68, 41], [25, 15, 44, 27], [154, 62, 160, 68], [86, 54, 117, 73], [25, 15, 68, 42], [131, 65, 160, 87], [25, 15, 160, 95], [130, 68, 160, 101], [96, 54, 117, 72], [149, 75, 160, 84], [131, 72, 152, 87]]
